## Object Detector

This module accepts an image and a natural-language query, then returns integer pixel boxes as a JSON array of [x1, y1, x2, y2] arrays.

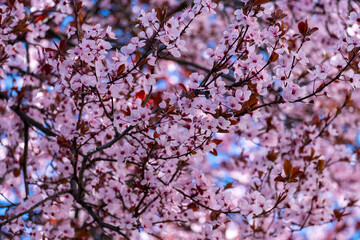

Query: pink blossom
[[201, 0, 217, 14], [282, 83, 305, 101]]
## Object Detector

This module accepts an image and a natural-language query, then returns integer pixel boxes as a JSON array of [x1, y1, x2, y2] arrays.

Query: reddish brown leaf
[[59, 39, 67, 51], [210, 149, 218, 156], [178, 83, 187, 93], [230, 119, 239, 125], [274, 175, 286, 182], [210, 210, 221, 221], [187, 202, 198, 211], [224, 182, 233, 190], [60, 179, 69, 185], [298, 21, 308, 35], [154, 131, 160, 139], [75, 230, 90, 238], [217, 128, 230, 133], [311, 115, 319, 124], [182, 118, 192, 123], [269, 52, 279, 63], [307, 27, 319, 36], [266, 151, 279, 162], [49, 218, 58, 225], [290, 167, 303, 179], [19, 27, 32, 33], [135, 51, 141, 62], [283, 159, 292, 177], [212, 139, 223, 145], [76, 1, 83, 11], [247, 95, 259, 108], [254, 0, 269, 6], [155, 7, 163, 22], [167, 105, 177, 114], [347, 199, 358, 207], [117, 64, 125, 76], [317, 159, 325, 173], [19, 155, 24, 165], [13, 169, 21, 177]]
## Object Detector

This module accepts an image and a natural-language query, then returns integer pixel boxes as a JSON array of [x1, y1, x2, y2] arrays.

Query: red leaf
[[307, 27, 319, 36], [117, 64, 125, 76], [290, 167, 303, 179], [269, 52, 279, 63], [13, 169, 21, 177], [283, 159, 292, 177], [254, 0, 269, 6], [178, 83, 187, 93], [182, 118, 192, 123], [210, 210, 221, 221], [34, 15, 45, 22], [145, 99, 153, 106], [224, 182, 233, 190], [59, 39, 67, 52], [135, 90, 146, 100], [155, 7, 163, 22], [317, 159, 325, 173], [298, 21, 308, 35], [76, 1, 83, 11], [217, 128, 230, 133], [187, 202, 198, 211], [266, 151, 279, 162], [212, 139, 223, 145], [210, 149, 218, 156], [274, 175, 286, 182], [166, 105, 177, 114]]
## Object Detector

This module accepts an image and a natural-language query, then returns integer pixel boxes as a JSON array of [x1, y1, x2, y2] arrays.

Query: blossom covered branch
[[1, 0, 360, 239]]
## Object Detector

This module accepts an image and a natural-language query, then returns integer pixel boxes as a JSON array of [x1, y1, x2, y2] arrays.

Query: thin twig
[[22, 123, 29, 200], [0, 190, 70, 227], [10, 106, 58, 137]]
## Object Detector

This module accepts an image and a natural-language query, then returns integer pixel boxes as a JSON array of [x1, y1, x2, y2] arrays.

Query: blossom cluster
[[1, 0, 360, 239]]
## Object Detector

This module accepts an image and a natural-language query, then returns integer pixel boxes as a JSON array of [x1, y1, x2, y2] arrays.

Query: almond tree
[[1, 0, 360, 239]]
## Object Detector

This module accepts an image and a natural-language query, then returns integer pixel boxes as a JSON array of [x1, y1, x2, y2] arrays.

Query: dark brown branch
[[228, 39, 279, 88], [84, 125, 135, 158], [9, 66, 47, 82], [0, 190, 70, 227], [292, 51, 358, 103], [22, 123, 29, 200], [292, 196, 316, 232], [71, 0, 81, 41], [137, 196, 160, 216], [315, 93, 351, 139], [200, 26, 247, 87], [78, 125, 135, 192], [160, 56, 236, 82], [234, 51, 358, 117], [76, 199, 130, 240], [10, 106, 58, 137], [174, 188, 240, 214], [151, 135, 212, 160]]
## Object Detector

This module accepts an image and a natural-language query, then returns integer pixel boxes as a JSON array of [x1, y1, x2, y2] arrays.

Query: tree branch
[[10, 106, 58, 137], [22, 123, 29, 200], [0, 190, 70, 227], [76, 199, 130, 240], [160, 56, 236, 82]]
